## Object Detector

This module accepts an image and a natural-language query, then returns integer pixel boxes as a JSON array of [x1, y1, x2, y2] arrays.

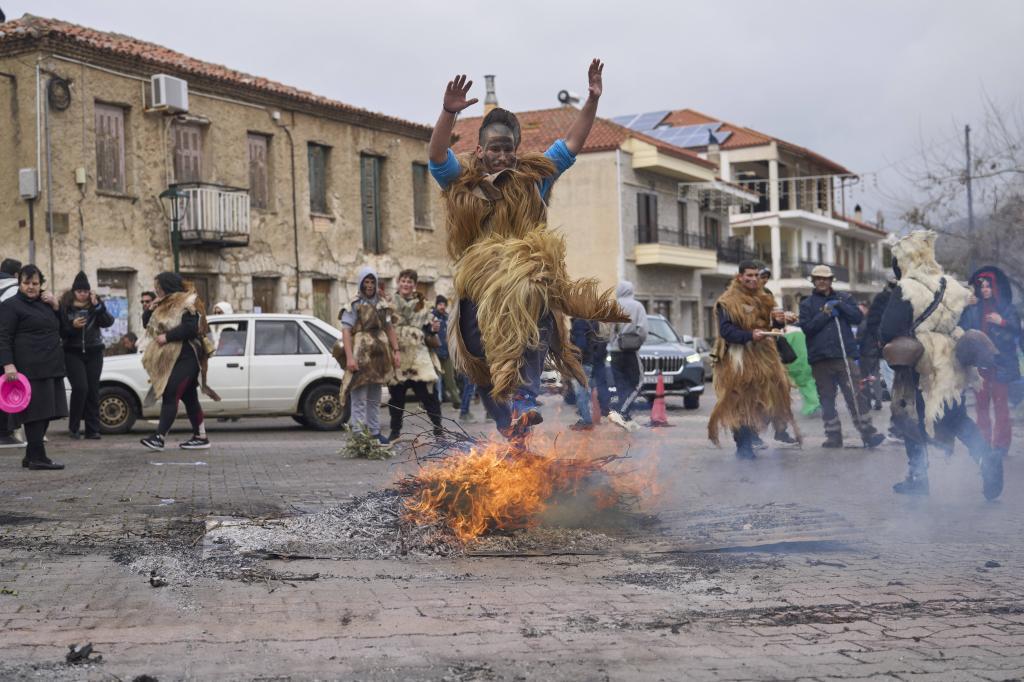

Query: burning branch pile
[[402, 437, 649, 541]]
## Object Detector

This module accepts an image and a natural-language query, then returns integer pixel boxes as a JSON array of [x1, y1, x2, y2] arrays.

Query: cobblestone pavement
[[1, 392, 1022, 681]]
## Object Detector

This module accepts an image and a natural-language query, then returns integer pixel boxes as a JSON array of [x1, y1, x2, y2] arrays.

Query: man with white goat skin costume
[[879, 230, 1002, 500]]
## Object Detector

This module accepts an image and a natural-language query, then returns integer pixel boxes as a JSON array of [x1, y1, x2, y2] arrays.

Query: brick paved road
[[1, 393, 1022, 681]]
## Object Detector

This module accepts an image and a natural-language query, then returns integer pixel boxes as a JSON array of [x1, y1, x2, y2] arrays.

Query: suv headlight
[[686, 353, 701, 364]]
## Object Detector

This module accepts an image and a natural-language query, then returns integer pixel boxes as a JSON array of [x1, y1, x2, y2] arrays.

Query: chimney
[[484, 75, 498, 115], [853, 203, 863, 223], [705, 129, 721, 168]]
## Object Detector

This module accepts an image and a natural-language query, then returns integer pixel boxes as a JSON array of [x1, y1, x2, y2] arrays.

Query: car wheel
[[98, 386, 138, 434], [302, 383, 344, 430], [683, 393, 700, 410]]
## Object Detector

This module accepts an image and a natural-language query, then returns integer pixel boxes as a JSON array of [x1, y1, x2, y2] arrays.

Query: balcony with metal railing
[[169, 182, 251, 247], [779, 260, 850, 282], [634, 225, 719, 268]]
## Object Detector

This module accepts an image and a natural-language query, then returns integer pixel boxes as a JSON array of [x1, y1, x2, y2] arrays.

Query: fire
[[403, 436, 653, 541]]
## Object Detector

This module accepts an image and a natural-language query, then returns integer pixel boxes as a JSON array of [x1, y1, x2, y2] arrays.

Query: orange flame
[[403, 435, 654, 541]]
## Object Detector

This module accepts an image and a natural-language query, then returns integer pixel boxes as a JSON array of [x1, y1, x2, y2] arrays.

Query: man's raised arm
[[429, 74, 478, 164], [564, 59, 604, 155]]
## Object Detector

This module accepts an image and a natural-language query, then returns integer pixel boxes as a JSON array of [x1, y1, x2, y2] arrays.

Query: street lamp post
[[159, 185, 188, 274]]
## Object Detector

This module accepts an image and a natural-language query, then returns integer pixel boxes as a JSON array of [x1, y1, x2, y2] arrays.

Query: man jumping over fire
[[427, 59, 626, 438]]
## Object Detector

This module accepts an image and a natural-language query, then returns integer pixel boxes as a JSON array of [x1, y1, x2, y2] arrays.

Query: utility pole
[[965, 124, 975, 276]]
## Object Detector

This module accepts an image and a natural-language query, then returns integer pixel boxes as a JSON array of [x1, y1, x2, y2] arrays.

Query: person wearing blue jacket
[[799, 265, 884, 449]]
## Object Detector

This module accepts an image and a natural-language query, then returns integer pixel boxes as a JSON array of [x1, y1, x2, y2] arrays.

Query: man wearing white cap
[[799, 264, 884, 449]]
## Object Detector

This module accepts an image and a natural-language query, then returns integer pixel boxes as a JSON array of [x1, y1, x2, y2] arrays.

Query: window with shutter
[[308, 143, 328, 214], [361, 154, 383, 254], [172, 123, 203, 183], [412, 162, 430, 228], [94, 104, 126, 193], [248, 134, 270, 209]]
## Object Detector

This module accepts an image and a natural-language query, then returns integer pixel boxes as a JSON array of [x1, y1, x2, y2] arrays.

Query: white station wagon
[[94, 313, 345, 433]]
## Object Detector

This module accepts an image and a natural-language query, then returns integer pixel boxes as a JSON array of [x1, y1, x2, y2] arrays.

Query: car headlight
[[686, 353, 701, 364]]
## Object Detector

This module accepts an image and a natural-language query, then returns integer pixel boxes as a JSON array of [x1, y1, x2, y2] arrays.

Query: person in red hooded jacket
[[961, 266, 1022, 459]]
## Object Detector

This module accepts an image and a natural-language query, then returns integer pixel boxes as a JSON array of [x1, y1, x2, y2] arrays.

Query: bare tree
[[886, 95, 1024, 282]]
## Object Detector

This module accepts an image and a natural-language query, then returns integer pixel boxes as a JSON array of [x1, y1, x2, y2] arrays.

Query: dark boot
[[862, 431, 885, 448], [735, 444, 757, 460], [822, 435, 843, 448], [23, 443, 64, 470], [895, 446, 928, 495], [774, 429, 798, 444], [893, 474, 929, 495], [981, 449, 1005, 501]]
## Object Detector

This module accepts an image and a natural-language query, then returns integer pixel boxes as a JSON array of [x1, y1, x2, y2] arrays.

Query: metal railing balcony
[[779, 260, 850, 282], [171, 182, 250, 247], [732, 174, 854, 214], [637, 226, 720, 251], [716, 241, 758, 264]]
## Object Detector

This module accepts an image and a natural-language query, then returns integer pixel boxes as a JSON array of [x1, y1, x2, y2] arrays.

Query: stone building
[[0, 15, 451, 342]]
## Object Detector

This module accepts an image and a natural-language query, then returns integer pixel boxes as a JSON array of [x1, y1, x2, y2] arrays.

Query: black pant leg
[[411, 380, 443, 429], [180, 379, 204, 435], [23, 420, 48, 462], [388, 383, 407, 434], [64, 351, 88, 434], [157, 351, 200, 436], [83, 349, 104, 435], [812, 360, 841, 439]]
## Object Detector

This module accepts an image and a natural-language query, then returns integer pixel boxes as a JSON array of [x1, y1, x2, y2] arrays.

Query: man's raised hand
[[587, 58, 604, 99], [443, 75, 479, 114]]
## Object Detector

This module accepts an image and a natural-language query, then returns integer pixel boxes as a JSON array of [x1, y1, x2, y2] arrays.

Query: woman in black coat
[[60, 271, 114, 439], [0, 265, 68, 470]]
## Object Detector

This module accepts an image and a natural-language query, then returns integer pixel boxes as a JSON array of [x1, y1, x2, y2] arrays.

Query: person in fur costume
[[387, 269, 444, 441], [340, 266, 399, 444], [961, 265, 1021, 458], [708, 261, 800, 459], [879, 231, 1002, 500], [427, 61, 627, 437], [140, 272, 220, 451]]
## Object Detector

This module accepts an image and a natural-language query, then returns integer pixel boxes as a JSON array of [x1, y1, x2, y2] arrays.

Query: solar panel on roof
[[612, 110, 670, 131], [611, 113, 641, 127]]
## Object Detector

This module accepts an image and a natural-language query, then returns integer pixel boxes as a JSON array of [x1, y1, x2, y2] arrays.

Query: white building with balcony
[[614, 109, 892, 317]]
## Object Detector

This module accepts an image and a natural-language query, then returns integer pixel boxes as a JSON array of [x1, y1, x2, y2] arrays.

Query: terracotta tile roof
[[0, 14, 430, 136], [834, 212, 888, 236], [663, 108, 851, 175], [451, 107, 714, 168]]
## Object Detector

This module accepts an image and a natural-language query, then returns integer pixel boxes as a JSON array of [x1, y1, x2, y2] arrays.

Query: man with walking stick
[[799, 265, 885, 449]]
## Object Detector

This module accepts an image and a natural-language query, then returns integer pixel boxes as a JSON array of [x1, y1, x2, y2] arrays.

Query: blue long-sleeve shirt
[[428, 139, 576, 200]]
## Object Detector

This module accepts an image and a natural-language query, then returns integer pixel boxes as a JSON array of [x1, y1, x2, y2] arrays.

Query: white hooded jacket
[[610, 280, 648, 351]]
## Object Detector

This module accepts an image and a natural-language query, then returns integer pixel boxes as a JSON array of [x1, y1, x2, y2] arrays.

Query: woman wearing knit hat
[[59, 271, 114, 439]]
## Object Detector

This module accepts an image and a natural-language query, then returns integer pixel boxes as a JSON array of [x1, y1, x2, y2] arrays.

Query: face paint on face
[[361, 275, 377, 299], [476, 124, 517, 173]]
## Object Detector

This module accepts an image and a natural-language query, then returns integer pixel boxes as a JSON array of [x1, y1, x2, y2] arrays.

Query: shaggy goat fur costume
[[141, 291, 220, 403], [443, 152, 626, 400], [890, 230, 978, 435], [391, 292, 440, 384], [338, 297, 397, 408], [707, 279, 799, 445]]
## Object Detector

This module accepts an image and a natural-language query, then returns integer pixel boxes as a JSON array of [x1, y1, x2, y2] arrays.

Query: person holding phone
[[60, 271, 114, 439]]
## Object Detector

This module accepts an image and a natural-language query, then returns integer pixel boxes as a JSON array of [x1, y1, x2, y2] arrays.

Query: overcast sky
[[7, 0, 1024, 226]]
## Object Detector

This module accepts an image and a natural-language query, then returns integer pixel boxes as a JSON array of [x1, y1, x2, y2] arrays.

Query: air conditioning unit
[[151, 74, 189, 113]]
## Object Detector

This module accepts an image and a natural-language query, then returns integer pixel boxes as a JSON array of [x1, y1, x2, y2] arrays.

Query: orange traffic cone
[[649, 370, 670, 427], [590, 387, 601, 425]]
